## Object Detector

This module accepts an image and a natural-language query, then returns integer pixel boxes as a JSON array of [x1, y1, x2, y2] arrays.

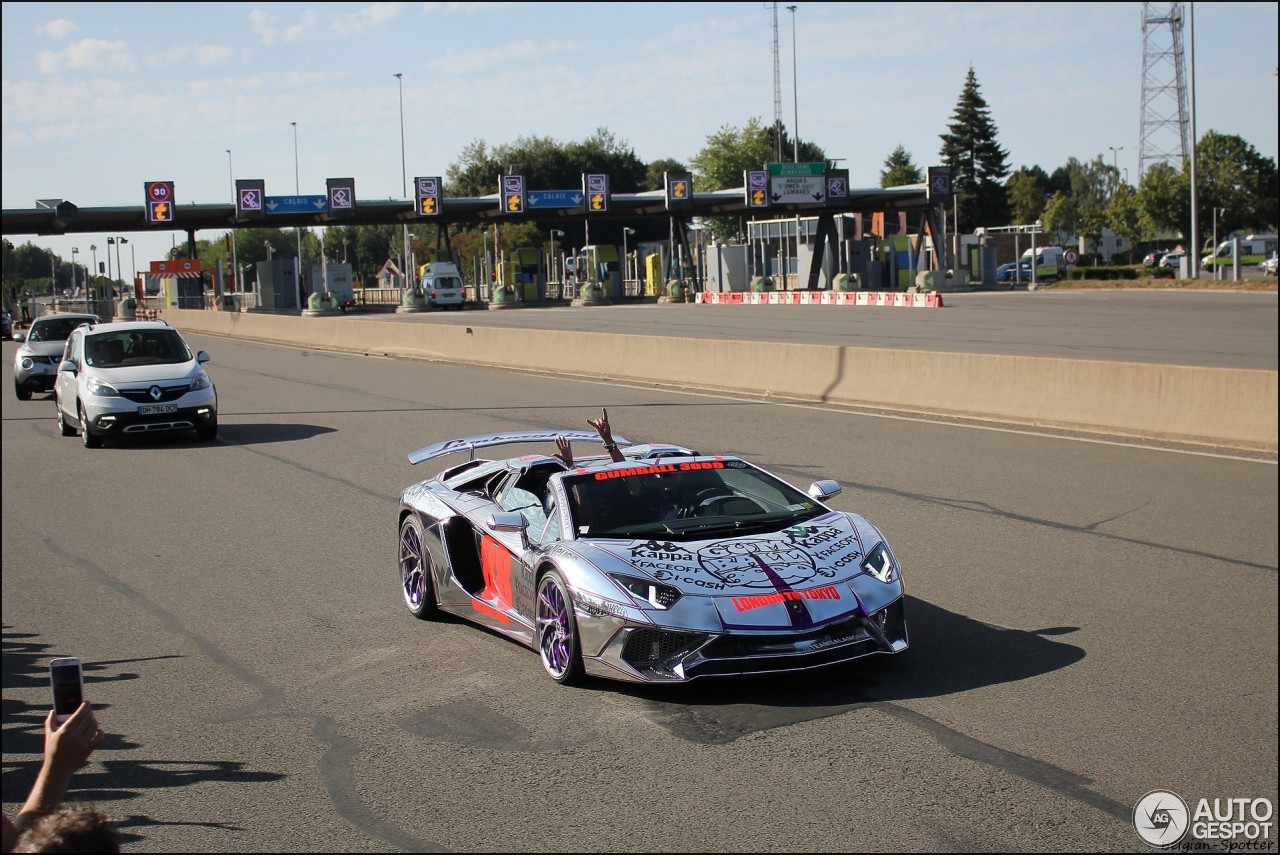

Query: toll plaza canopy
[[2, 185, 934, 238]]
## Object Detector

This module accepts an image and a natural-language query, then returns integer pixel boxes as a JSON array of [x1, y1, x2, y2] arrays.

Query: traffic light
[[236, 179, 265, 221], [745, 170, 769, 209], [665, 171, 692, 212], [415, 176, 441, 217], [145, 181, 175, 223], [327, 178, 356, 218], [584, 173, 609, 213], [501, 174, 525, 214]]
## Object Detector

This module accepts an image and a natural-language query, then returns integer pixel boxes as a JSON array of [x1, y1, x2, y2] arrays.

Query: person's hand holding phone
[[44, 702, 103, 774]]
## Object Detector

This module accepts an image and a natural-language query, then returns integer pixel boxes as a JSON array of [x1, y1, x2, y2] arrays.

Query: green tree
[[939, 66, 1011, 231], [1137, 161, 1186, 239], [880, 145, 922, 187], [1105, 183, 1145, 264], [1040, 191, 1077, 247], [690, 118, 776, 242], [1063, 155, 1113, 258], [1193, 131, 1278, 245], [1006, 166, 1051, 225]]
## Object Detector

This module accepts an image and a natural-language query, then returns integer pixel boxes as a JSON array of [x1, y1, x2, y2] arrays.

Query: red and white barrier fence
[[698, 290, 944, 308]]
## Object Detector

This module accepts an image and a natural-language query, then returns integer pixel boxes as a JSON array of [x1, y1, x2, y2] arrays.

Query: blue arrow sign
[[527, 189, 585, 209], [265, 195, 328, 213]]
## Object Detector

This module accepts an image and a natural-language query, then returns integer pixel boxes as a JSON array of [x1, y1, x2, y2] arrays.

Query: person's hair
[[14, 805, 121, 853]]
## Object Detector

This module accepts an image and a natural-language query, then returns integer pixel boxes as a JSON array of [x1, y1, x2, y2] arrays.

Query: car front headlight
[[609, 574, 682, 609], [19, 356, 34, 370], [84, 376, 121, 397], [860, 542, 899, 583], [190, 370, 212, 391]]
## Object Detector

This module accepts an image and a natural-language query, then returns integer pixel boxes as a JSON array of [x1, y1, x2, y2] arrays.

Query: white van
[[417, 262, 465, 309], [1019, 246, 1065, 280], [1202, 234, 1279, 269]]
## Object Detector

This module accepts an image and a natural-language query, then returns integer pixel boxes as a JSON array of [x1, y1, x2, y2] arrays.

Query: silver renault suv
[[54, 319, 217, 448]]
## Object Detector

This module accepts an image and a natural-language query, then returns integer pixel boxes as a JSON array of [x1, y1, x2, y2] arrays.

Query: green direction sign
[[766, 162, 826, 177]]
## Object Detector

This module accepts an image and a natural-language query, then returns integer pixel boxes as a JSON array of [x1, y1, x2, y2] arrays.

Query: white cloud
[[331, 2, 403, 34], [39, 18, 76, 40], [144, 44, 235, 70], [35, 39, 135, 75], [250, 8, 316, 46]]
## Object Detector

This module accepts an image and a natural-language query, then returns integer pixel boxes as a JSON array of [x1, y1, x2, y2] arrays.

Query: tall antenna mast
[[769, 2, 782, 161], [1139, 2, 1190, 178]]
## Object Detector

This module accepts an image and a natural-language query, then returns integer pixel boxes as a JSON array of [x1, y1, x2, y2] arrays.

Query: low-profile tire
[[196, 420, 218, 441], [536, 570, 583, 685], [56, 396, 76, 436], [79, 402, 102, 448], [399, 515, 439, 619], [15, 380, 31, 401]]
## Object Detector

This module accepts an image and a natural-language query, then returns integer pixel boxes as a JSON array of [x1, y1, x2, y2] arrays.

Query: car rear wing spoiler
[[408, 430, 632, 465]]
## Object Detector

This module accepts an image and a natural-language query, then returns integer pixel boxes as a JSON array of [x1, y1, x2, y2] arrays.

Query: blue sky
[[3, 2, 1276, 274]]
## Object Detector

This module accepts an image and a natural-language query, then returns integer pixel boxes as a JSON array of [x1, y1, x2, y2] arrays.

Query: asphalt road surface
[[2, 313, 1276, 852]]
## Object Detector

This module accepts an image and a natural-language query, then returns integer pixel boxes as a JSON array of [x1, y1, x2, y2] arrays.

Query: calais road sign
[[265, 195, 328, 213], [527, 190, 585, 209]]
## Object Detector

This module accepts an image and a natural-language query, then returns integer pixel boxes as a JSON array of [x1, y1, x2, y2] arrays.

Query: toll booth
[[255, 258, 300, 311], [584, 245, 622, 299], [512, 248, 543, 301], [703, 244, 750, 292]]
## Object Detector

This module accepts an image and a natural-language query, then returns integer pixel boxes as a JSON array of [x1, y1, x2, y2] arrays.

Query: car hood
[[570, 513, 875, 595], [19, 341, 67, 358], [95, 362, 202, 386], [562, 514, 898, 628]]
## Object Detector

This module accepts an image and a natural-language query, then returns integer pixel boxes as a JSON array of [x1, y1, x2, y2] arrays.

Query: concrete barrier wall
[[168, 309, 1278, 453]]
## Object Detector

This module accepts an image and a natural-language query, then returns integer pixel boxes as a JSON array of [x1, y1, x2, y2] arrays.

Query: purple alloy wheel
[[538, 578, 572, 678], [400, 522, 425, 610]]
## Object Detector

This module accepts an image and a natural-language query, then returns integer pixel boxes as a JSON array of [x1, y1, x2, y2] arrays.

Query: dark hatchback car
[[1, 309, 11, 341]]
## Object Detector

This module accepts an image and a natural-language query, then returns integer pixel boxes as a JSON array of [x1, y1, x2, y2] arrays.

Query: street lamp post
[[70, 247, 79, 293], [396, 73, 409, 305], [227, 149, 239, 292], [90, 245, 98, 286], [1212, 206, 1226, 280], [622, 227, 635, 290], [407, 233, 417, 288], [1108, 146, 1124, 180], [114, 238, 128, 297], [787, 5, 798, 162], [549, 230, 563, 287], [292, 122, 303, 299], [106, 237, 115, 285], [1030, 221, 1041, 288]]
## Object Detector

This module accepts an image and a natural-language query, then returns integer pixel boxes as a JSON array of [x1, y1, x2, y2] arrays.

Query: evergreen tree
[[939, 66, 1011, 231], [880, 145, 922, 187]]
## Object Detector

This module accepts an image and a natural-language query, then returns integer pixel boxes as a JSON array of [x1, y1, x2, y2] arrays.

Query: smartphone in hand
[[49, 657, 84, 724]]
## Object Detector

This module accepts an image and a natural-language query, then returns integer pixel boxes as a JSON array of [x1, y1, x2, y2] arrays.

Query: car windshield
[[562, 460, 826, 541], [27, 317, 93, 343], [84, 330, 191, 368]]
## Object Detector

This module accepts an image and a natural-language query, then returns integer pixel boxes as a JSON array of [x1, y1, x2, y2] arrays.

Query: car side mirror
[[59, 359, 76, 374], [197, 351, 210, 363], [808, 479, 842, 501], [488, 511, 529, 549], [13, 332, 24, 343]]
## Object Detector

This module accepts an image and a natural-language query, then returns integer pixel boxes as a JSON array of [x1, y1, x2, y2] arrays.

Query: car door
[[54, 329, 82, 420]]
